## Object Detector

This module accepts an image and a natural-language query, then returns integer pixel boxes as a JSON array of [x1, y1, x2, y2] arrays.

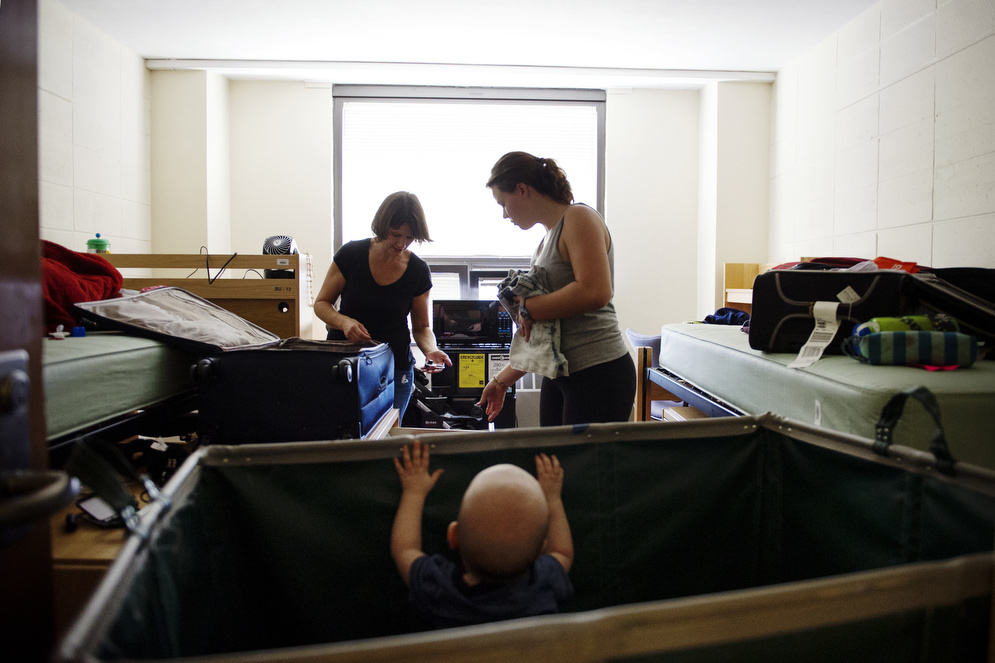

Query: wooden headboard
[[104, 253, 312, 339]]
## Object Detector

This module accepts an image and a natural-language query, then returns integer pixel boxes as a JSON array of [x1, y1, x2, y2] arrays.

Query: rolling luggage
[[57, 389, 995, 663], [74, 287, 394, 443], [749, 268, 995, 354]]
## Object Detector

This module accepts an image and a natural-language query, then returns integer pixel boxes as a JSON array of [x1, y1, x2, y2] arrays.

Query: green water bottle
[[86, 233, 110, 253]]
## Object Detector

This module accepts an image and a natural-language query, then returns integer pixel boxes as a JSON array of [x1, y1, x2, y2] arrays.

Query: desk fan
[[262, 235, 297, 278]]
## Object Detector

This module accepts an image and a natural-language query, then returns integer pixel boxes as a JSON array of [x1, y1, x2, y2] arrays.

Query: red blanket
[[42, 240, 123, 333]]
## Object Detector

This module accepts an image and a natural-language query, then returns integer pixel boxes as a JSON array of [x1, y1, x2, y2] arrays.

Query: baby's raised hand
[[393, 440, 443, 496], [535, 453, 564, 500]]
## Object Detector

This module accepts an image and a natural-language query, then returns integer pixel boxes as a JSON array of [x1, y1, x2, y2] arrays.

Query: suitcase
[[57, 391, 995, 663], [910, 269, 995, 344], [74, 287, 394, 443], [749, 270, 916, 353]]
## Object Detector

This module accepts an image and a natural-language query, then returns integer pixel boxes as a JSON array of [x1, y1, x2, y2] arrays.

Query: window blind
[[335, 87, 605, 260]]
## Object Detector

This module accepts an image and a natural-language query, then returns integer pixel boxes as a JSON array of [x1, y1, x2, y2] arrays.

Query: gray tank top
[[532, 209, 629, 375]]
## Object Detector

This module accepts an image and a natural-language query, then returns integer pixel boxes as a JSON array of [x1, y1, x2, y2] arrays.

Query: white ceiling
[[55, 0, 879, 88]]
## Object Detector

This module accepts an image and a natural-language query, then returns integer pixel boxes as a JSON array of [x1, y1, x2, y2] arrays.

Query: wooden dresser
[[722, 262, 776, 316], [104, 253, 313, 339], [49, 492, 131, 638]]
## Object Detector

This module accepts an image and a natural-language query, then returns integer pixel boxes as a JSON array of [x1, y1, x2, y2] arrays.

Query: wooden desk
[[104, 253, 313, 339], [50, 489, 137, 638], [722, 263, 776, 316]]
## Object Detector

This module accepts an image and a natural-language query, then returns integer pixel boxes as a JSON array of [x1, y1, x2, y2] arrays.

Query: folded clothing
[[704, 307, 750, 326], [42, 240, 123, 333], [498, 268, 569, 379]]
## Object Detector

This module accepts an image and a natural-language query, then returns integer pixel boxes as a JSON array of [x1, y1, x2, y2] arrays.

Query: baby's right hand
[[535, 453, 563, 499], [394, 441, 443, 496]]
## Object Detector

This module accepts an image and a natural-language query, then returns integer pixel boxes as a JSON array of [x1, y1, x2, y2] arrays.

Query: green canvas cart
[[56, 395, 995, 662]]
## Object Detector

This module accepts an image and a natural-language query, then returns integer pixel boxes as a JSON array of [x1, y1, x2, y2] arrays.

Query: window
[[333, 86, 606, 296]]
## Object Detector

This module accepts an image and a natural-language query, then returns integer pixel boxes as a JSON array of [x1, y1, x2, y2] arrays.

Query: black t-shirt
[[409, 554, 574, 629], [326, 239, 432, 364]]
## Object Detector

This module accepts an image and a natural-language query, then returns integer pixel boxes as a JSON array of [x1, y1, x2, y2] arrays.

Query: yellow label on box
[[458, 353, 486, 389]]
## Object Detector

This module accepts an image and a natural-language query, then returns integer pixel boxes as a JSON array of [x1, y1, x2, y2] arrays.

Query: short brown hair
[[370, 192, 432, 242], [486, 151, 573, 204]]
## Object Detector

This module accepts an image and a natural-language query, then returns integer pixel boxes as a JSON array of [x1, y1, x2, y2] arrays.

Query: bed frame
[[638, 322, 995, 470], [634, 346, 743, 421], [104, 253, 312, 339]]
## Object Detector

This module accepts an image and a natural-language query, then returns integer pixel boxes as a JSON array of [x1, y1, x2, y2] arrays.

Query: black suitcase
[[750, 269, 995, 354], [749, 270, 916, 353], [910, 270, 995, 344], [74, 287, 394, 443]]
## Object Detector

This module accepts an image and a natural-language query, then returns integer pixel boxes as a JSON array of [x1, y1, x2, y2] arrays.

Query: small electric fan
[[262, 235, 298, 278]]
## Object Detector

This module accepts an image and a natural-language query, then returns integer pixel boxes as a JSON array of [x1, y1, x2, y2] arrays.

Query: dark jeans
[[539, 353, 636, 426]]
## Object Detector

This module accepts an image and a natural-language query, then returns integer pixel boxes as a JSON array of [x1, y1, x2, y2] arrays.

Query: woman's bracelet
[[492, 376, 510, 390]]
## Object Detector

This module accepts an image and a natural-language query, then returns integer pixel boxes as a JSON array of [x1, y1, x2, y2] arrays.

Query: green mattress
[[658, 322, 995, 468], [43, 332, 196, 441]]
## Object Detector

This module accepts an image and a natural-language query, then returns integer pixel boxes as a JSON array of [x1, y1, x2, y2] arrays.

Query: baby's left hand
[[535, 453, 563, 500], [394, 440, 443, 496]]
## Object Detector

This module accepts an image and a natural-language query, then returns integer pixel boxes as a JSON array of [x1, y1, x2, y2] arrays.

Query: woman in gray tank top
[[478, 152, 636, 426]]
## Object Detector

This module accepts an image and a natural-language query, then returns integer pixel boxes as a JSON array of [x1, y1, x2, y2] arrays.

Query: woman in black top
[[315, 192, 451, 421]]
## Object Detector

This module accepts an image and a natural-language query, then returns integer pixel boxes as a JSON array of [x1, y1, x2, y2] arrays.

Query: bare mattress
[[658, 322, 995, 469], [43, 332, 196, 442]]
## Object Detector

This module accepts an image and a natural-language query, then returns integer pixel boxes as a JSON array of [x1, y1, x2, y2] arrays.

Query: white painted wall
[[37, 0, 152, 254], [714, 83, 771, 303], [38, 0, 994, 349], [228, 81, 332, 271], [697, 83, 719, 321], [770, 0, 995, 268], [697, 82, 772, 320], [206, 72, 232, 253], [149, 70, 210, 253], [607, 88, 702, 337]]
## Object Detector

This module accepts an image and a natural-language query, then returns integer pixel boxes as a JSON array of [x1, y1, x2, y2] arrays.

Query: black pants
[[539, 353, 637, 426]]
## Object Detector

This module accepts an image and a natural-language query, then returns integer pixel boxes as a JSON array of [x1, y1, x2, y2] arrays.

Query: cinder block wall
[[769, 0, 995, 269]]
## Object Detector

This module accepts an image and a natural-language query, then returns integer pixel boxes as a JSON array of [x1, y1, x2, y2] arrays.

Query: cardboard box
[[663, 405, 707, 422]]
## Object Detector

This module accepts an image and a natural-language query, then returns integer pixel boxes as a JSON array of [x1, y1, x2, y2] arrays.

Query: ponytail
[[487, 152, 573, 204]]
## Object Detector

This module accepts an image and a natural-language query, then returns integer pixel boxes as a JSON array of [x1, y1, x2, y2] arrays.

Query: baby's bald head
[[455, 464, 550, 582]]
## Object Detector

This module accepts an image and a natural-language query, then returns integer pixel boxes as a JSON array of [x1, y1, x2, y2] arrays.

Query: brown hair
[[370, 191, 432, 242], [486, 151, 574, 205]]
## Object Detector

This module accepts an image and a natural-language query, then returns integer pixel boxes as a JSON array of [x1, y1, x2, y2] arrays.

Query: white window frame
[[332, 85, 606, 296]]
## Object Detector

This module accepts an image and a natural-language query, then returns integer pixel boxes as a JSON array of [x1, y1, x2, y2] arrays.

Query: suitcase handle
[[874, 386, 955, 475]]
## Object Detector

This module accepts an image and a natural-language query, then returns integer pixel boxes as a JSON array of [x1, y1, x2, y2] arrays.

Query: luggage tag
[[788, 301, 841, 369], [787, 285, 863, 368]]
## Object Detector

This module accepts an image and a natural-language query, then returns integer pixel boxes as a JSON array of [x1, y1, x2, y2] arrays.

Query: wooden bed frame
[[104, 253, 312, 339]]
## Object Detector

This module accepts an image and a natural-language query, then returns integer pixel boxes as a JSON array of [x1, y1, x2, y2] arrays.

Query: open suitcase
[[56, 388, 995, 662], [74, 287, 394, 443], [749, 268, 995, 354]]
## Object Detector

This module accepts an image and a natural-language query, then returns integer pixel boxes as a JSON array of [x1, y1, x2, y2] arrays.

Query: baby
[[391, 440, 574, 628]]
